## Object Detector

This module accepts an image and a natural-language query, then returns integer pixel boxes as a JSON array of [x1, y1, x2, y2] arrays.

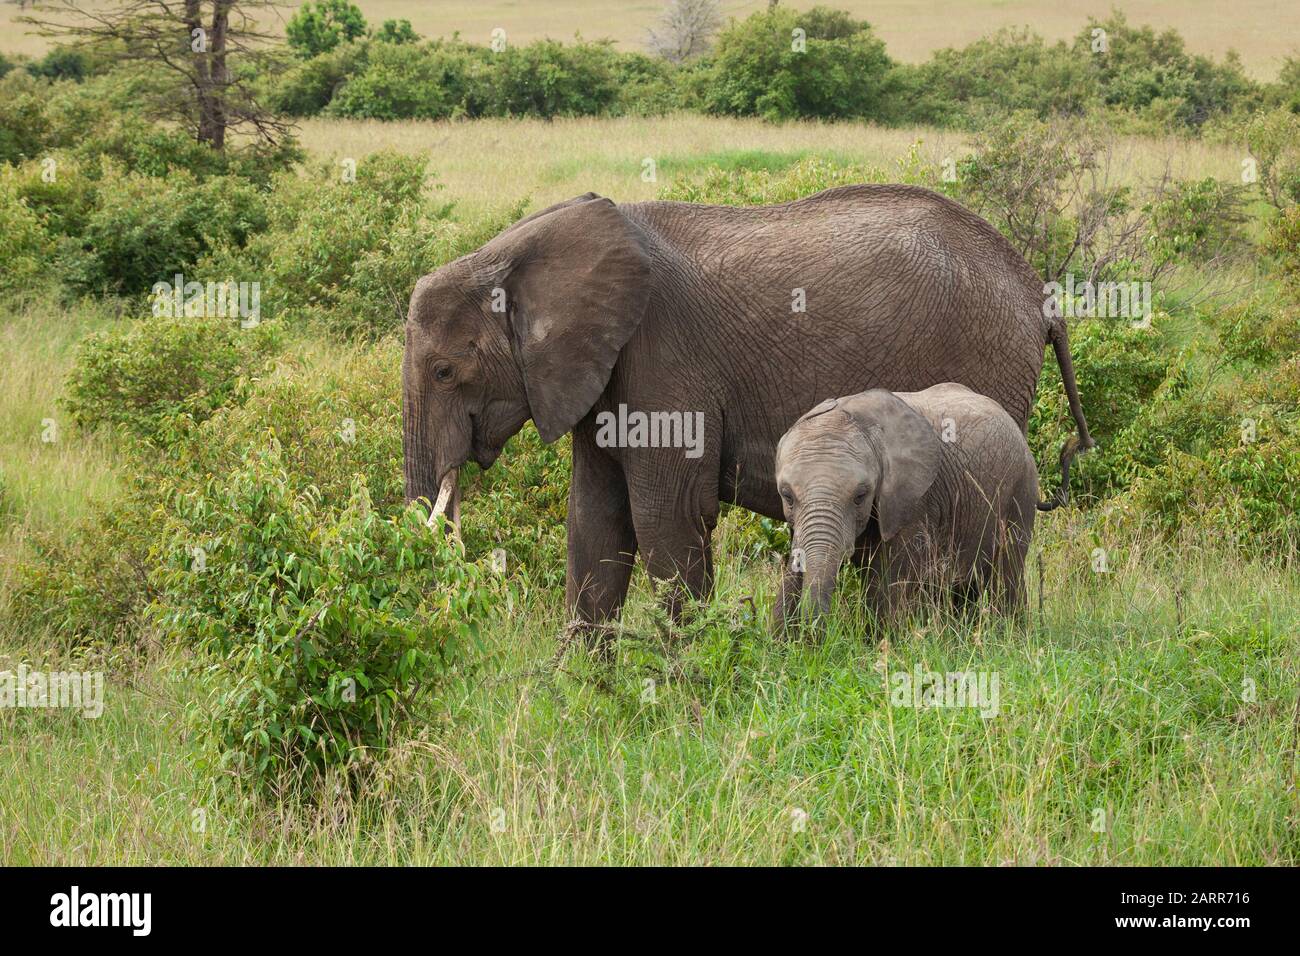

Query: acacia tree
[[24, 0, 292, 149], [646, 0, 721, 64]]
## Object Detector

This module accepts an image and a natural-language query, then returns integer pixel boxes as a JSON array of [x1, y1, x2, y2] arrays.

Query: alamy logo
[[1042, 274, 1152, 324], [890, 664, 1000, 718], [151, 273, 261, 327], [50, 886, 151, 936], [0, 665, 103, 719], [594, 404, 705, 459]]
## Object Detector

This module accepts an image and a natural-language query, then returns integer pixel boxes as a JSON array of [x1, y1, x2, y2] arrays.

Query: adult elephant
[[403, 186, 1092, 632]]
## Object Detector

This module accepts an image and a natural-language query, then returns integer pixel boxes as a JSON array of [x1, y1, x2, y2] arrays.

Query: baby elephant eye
[[434, 363, 454, 382], [780, 488, 794, 505], [854, 489, 869, 506]]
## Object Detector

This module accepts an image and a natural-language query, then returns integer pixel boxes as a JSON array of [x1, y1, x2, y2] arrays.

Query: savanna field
[[1, 1, 1299, 865]]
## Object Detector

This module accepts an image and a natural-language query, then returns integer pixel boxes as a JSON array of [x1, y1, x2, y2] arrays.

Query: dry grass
[[2, 1, 1294, 77], [294, 112, 1249, 215]]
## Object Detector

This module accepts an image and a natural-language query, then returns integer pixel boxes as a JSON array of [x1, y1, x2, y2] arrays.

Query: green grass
[[1, 134, 1297, 864], [3, 507, 1297, 864], [0, 296, 123, 599]]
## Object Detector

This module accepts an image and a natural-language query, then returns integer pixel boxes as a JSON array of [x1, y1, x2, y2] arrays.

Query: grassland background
[[2, 1, 1299, 866], [2, 0, 1296, 78]]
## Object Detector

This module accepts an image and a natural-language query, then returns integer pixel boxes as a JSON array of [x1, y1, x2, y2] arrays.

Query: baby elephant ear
[[845, 390, 942, 541]]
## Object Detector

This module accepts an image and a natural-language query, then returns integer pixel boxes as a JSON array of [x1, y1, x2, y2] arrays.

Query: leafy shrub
[[485, 40, 622, 118], [1029, 320, 1175, 499], [2, 153, 98, 239], [1127, 362, 1300, 553], [1144, 177, 1249, 267], [0, 174, 53, 296], [286, 0, 368, 58], [1266, 205, 1300, 279], [62, 163, 269, 296], [460, 427, 571, 589], [63, 314, 283, 443], [326, 40, 477, 120], [25, 45, 94, 82], [1071, 12, 1257, 130], [266, 40, 369, 116], [608, 51, 685, 115], [699, 6, 893, 121], [9, 492, 162, 649], [0, 71, 51, 164], [374, 19, 418, 45], [171, 342, 406, 511], [202, 152, 522, 336], [893, 29, 1096, 128], [956, 113, 1152, 284], [659, 155, 888, 205], [1213, 296, 1300, 366], [152, 444, 494, 790], [1242, 108, 1300, 209]]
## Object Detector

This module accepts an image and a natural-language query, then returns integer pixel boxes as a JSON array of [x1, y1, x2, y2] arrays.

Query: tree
[[373, 18, 417, 45], [285, 0, 366, 58], [646, 0, 720, 64], [24, 0, 292, 150]]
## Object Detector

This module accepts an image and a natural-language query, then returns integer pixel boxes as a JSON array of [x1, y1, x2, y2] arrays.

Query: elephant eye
[[434, 363, 454, 383], [780, 488, 794, 505], [854, 488, 869, 506]]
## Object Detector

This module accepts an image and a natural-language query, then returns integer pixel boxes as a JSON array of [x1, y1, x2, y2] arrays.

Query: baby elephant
[[773, 383, 1039, 628]]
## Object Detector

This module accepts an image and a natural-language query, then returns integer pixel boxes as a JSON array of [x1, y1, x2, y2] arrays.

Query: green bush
[[699, 6, 893, 121], [0, 71, 51, 165], [151, 444, 495, 790], [9, 492, 162, 649], [1071, 12, 1257, 130], [266, 41, 370, 116], [286, 0, 368, 58], [374, 19, 418, 45], [0, 174, 53, 296], [1242, 108, 1300, 209], [63, 313, 283, 443], [485, 40, 622, 118], [63, 163, 269, 296], [1029, 319, 1175, 499], [955, 113, 1139, 283], [2, 154, 98, 240], [1145, 177, 1249, 267], [1266, 205, 1300, 278], [171, 342, 406, 511], [202, 152, 522, 336], [326, 40, 478, 120], [894, 29, 1097, 128], [1213, 296, 1300, 366]]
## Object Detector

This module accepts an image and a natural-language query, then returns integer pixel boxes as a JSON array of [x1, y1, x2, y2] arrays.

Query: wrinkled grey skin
[[773, 384, 1039, 627], [402, 186, 1090, 640]]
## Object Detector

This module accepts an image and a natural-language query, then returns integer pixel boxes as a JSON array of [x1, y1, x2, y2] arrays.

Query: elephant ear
[[483, 195, 651, 443], [844, 390, 942, 541]]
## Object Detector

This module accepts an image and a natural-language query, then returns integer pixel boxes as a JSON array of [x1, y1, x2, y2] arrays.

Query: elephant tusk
[[427, 469, 462, 545]]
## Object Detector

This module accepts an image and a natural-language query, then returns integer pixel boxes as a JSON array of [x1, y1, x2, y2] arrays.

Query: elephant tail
[[1037, 320, 1096, 513]]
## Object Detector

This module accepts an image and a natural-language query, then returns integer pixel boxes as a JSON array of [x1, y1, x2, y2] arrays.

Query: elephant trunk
[[402, 362, 461, 537], [794, 504, 853, 617]]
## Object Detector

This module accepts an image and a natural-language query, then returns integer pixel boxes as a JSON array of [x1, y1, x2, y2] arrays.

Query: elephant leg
[[990, 522, 1030, 618], [633, 515, 715, 624], [565, 437, 637, 649]]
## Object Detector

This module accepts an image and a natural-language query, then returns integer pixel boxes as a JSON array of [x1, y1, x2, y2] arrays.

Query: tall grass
[[0, 296, 123, 603], [294, 113, 1248, 218], [3, 508, 1296, 864]]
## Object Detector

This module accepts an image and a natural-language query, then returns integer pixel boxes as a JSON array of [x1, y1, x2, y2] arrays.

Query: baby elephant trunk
[[794, 508, 854, 617]]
